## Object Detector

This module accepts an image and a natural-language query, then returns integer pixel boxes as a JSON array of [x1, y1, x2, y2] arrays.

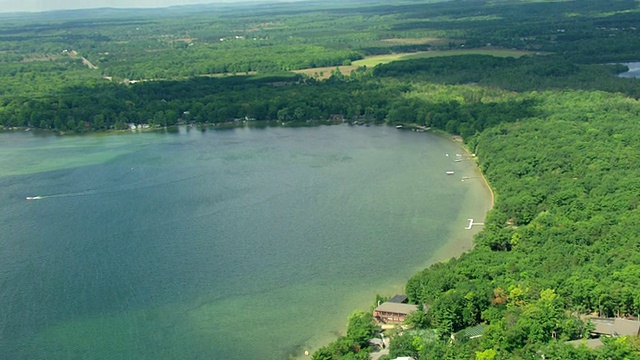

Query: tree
[[346, 310, 379, 348], [405, 305, 430, 329], [311, 311, 378, 360], [475, 349, 497, 360], [92, 114, 106, 129], [388, 332, 420, 359]]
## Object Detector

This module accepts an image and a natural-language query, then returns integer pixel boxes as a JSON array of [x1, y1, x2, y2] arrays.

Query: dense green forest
[[2, 0, 640, 359]]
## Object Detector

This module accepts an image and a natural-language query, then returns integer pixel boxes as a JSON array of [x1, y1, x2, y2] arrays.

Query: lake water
[[0, 125, 491, 359], [618, 62, 640, 78]]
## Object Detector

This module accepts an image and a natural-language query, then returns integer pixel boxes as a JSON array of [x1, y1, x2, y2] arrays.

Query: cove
[[0, 125, 492, 359], [617, 62, 640, 78]]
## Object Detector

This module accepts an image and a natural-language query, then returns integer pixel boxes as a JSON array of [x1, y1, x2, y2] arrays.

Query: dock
[[465, 219, 484, 230]]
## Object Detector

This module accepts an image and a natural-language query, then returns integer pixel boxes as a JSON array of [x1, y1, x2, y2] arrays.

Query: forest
[[2, 0, 640, 359]]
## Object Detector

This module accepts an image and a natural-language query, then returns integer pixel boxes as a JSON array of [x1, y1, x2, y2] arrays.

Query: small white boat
[[26, 196, 42, 200], [446, 171, 455, 175]]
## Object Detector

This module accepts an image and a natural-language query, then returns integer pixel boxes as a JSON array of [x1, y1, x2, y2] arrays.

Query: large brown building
[[373, 302, 418, 324]]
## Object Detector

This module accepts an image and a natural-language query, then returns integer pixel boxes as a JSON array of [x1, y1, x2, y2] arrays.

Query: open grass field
[[294, 48, 540, 79], [352, 48, 536, 67]]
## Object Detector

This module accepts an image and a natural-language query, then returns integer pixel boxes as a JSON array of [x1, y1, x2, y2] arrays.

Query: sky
[[0, 0, 274, 13]]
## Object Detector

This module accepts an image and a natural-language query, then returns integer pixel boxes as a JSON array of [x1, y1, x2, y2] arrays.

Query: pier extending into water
[[465, 219, 484, 230]]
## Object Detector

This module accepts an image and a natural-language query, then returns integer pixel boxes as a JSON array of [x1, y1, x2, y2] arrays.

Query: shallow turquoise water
[[0, 125, 491, 359]]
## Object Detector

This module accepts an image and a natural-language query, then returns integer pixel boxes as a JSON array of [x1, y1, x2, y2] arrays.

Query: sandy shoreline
[[412, 131, 494, 269], [451, 134, 495, 208]]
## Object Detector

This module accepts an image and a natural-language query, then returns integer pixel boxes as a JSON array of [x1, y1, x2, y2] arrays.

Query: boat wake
[[22, 172, 203, 202]]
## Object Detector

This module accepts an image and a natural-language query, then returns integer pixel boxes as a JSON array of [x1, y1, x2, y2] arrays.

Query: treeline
[[373, 54, 639, 97], [0, 72, 391, 131], [3, 53, 639, 137], [0, 62, 544, 133]]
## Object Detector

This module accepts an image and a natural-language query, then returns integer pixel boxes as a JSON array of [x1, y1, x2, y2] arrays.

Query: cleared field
[[294, 48, 539, 79], [352, 48, 536, 67], [292, 65, 358, 80]]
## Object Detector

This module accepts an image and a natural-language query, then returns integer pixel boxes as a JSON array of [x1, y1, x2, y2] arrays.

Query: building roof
[[374, 302, 418, 315], [590, 318, 640, 336], [389, 295, 408, 303], [456, 324, 486, 339]]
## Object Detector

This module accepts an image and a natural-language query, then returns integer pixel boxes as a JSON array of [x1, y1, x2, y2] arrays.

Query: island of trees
[[1, 0, 640, 359]]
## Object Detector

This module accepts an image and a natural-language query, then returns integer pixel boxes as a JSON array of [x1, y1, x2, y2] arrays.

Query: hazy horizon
[[0, 0, 298, 13]]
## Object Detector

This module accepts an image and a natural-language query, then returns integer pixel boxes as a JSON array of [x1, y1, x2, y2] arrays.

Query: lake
[[618, 62, 640, 78], [0, 125, 492, 359]]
